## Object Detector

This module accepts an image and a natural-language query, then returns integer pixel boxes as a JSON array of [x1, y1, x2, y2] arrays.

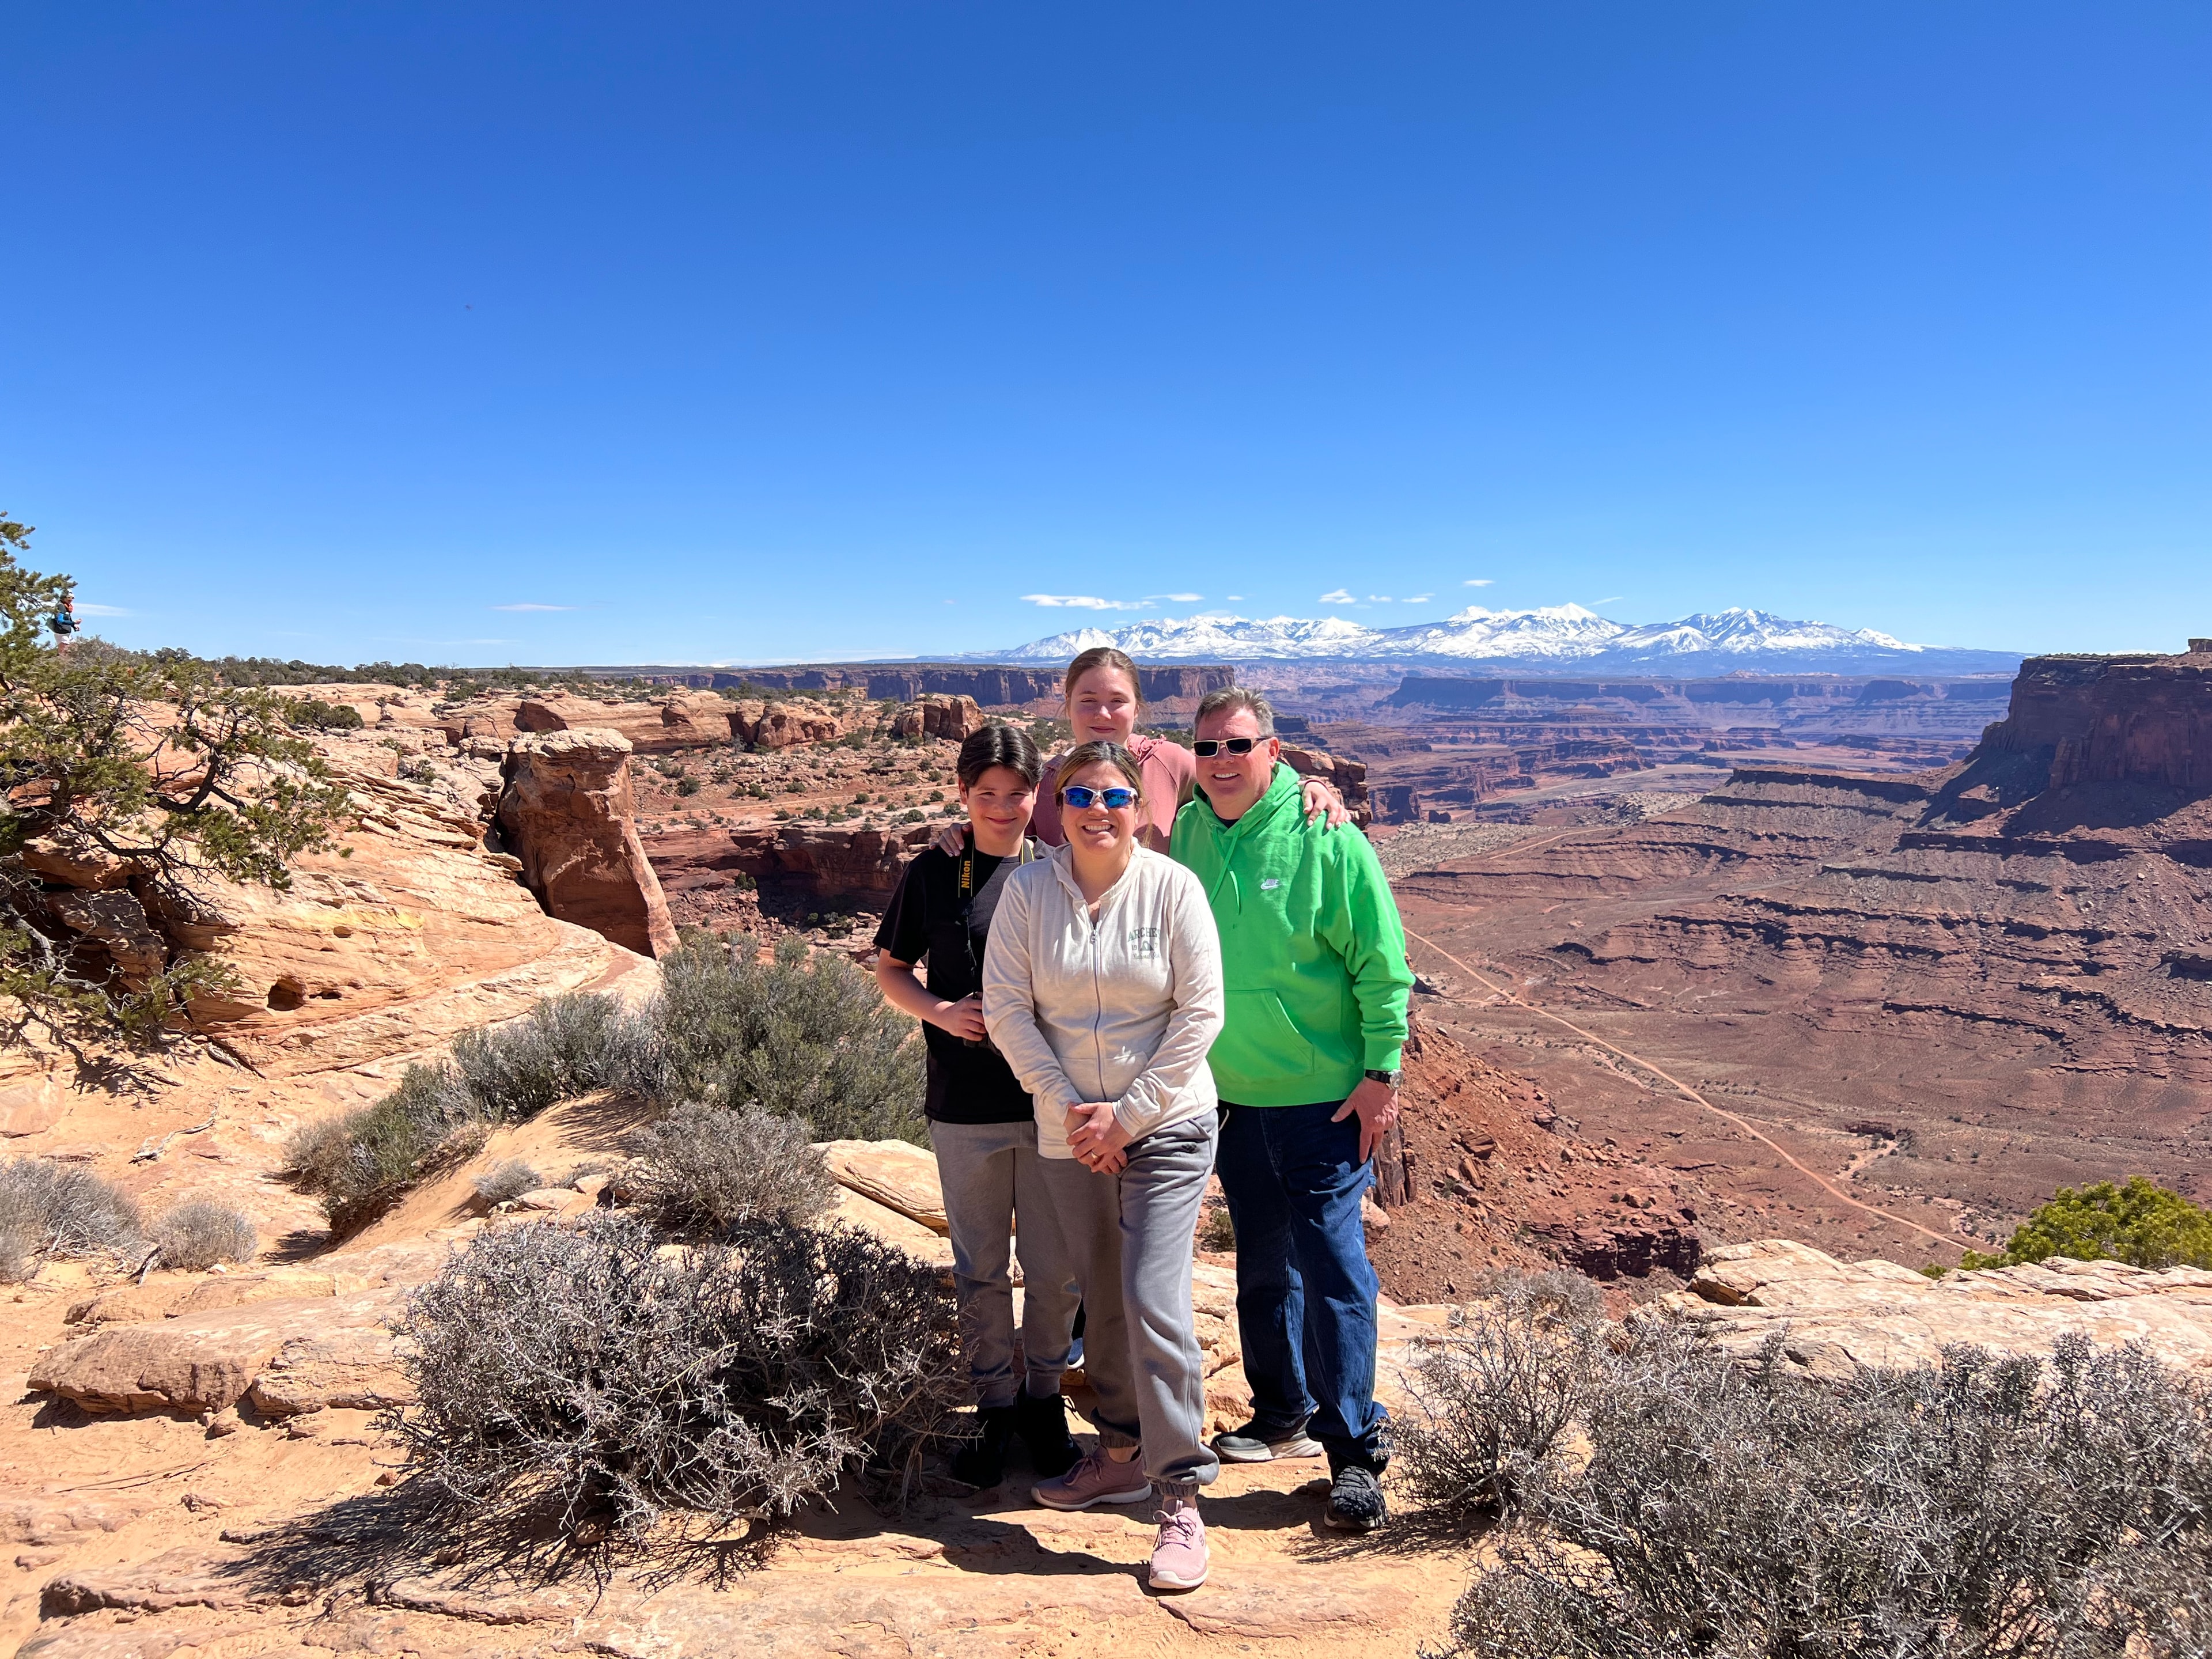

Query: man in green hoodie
[[1171, 686, 1413, 1533]]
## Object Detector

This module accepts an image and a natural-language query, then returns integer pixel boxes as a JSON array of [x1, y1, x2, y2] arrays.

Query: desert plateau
[[3, 634, 2209, 1657]]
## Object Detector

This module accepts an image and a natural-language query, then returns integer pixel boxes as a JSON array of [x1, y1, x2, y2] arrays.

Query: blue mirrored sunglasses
[[1062, 786, 1137, 810]]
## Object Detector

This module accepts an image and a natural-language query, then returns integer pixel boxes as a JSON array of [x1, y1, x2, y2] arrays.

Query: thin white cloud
[[1404, 593, 1434, 604], [1225, 594, 1245, 601], [376, 637, 518, 647], [1021, 593, 1146, 611], [1463, 578, 1494, 588], [75, 602, 132, 617], [1319, 588, 1355, 605], [1159, 592, 1203, 603], [1366, 594, 1393, 603], [1592, 596, 1624, 605], [493, 603, 578, 612]]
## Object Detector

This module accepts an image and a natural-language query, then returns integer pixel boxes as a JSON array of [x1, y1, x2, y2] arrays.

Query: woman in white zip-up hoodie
[[982, 741, 1226, 1592]]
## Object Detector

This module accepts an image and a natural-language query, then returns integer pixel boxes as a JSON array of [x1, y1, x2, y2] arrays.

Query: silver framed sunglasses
[[1062, 785, 1138, 809], [1191, 736, 1263, 757]]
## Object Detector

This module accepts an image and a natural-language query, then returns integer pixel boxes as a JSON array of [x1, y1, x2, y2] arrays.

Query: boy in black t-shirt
[[874, 725, 1082, 1487]]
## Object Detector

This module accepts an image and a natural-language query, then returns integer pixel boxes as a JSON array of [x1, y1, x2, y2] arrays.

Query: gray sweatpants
[[930, 1118, 1083, 1410], [1035, 1113, 1221, 1494]]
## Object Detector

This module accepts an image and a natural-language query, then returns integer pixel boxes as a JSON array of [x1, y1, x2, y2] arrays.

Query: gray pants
[[1035, 1114, 1222, 1494], [930, 1118, 1082, 1410]]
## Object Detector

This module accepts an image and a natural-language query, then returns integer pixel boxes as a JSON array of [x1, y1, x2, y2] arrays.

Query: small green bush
[[287, 993, 637, 1234], [284, 697, 365, 730], [150, 1197, 258, 1270], [1197, 1202, 1236, 1252], [1959, 1176, 2212, 1271], [627, 1103, 835, 1236], [618, 933, 922, 1143]]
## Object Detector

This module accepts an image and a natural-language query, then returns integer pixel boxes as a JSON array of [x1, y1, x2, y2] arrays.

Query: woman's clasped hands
[[1066, 1100, 1132, 1175]]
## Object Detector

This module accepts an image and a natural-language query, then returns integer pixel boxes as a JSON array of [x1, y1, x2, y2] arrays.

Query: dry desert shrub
[[471, 1158, 542, 1206], [149, 1196, 257, 1270], [1427, 1317, 2212, 1659], [614, 932, 923, 1143], [390, 1213, 963, 1555], [287, 991, 639, 1234], [1396, 1271, 1609, 1525], [0, 1156, 143, 1281], [290, 934, 921, 1236], [626, 1103, 836, 1236]]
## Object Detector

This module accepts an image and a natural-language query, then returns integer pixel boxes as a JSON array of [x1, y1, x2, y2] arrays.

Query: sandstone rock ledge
[[1659, 1238, 2212, 1378]]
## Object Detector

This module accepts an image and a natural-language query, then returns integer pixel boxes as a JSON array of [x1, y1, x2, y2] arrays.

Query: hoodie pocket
[[1214, 990, 1317, 1090]]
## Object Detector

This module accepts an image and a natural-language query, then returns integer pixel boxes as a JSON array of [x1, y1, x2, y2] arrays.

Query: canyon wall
[[601, 662, 1237, 707], [1391, 642, 2212, 1262], [1979, 646, 2212, 792]]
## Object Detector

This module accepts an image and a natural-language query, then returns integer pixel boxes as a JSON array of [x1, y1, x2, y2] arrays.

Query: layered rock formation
[[666, 662, 1237, 706], [645, 820, 936, 907], [1393, 643, 2212, 1264], [515, 691, 737, 753], [1279, 744, 1373, 827], [1979, 649, 2212, 791], [1366, 1014, 1703, 1299], [495, 730, 677, 958], [891, 694, 987, 742], [0, 745, 636, 1079]]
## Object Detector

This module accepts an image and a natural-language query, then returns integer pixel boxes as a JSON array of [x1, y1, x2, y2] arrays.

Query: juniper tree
[[0, 514, 353, 1040]]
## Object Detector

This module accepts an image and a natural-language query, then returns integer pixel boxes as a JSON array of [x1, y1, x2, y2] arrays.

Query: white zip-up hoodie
[[981, 843, 1225, 1160]]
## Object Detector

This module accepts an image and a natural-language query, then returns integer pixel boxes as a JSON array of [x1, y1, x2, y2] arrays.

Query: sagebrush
[[1417, 1300, 2212, 1659], [0, 1157, 142, 1281], [471, 1158, 542, 1206], [286, 991, 641, 1233], [391, 1214, 962, 1552], [290, 935, 921, 1234], [621, 932, 922, 1139], [149, 1196, 257, 1270], [627, 1103, 836, 1236], [1396, 1271, 1608, 1525]]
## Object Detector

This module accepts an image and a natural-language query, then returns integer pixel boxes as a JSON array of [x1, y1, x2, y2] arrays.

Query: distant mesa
[[973, 604, 2025, 677], [566, 663, 1234, 704]]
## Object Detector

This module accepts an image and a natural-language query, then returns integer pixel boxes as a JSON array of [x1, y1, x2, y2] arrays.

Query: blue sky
[[6, 3, 2207, 666]]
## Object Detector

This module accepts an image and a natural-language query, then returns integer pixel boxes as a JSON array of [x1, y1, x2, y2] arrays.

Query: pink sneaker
[[1148, 1495, 1209, 1591], [1031, 1445, 1153, 1512]]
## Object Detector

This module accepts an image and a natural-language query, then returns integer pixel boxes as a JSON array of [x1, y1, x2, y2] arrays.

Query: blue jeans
[[1214, 1100, 1389, 1470]]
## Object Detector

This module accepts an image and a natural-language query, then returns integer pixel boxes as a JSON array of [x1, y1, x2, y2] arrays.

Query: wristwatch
[[1363, 1068, 1400, 1086]]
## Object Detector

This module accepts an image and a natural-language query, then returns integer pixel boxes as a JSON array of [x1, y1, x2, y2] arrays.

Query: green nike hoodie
[[1170, 761, 1414, 1107]]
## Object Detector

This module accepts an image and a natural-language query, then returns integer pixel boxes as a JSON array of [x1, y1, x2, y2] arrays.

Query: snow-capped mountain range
[[975, 605, 2020, 676]]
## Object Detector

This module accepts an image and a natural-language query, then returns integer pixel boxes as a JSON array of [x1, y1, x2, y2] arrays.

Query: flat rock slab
[[247, 1320, 416, 1416], [826, 1184, 956, 1269], [28, 1287, 405, 1415], [1665, 1238, 2212, 1373], [1, 1488, 158, 1547], [40, 1544, 279, 1615], [64, 1268, 339, 1327], [818, 1139, 948, 1233]]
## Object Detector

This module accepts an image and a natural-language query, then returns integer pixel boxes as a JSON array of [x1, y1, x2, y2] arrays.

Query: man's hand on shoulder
[[1332, 1075, 1400, 1165], [931, 823, 965, 857]]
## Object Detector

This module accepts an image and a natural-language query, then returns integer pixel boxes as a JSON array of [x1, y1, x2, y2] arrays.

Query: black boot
[[1015, 1388, 1081, 1479], [952, 1404, 1020, 1488]]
